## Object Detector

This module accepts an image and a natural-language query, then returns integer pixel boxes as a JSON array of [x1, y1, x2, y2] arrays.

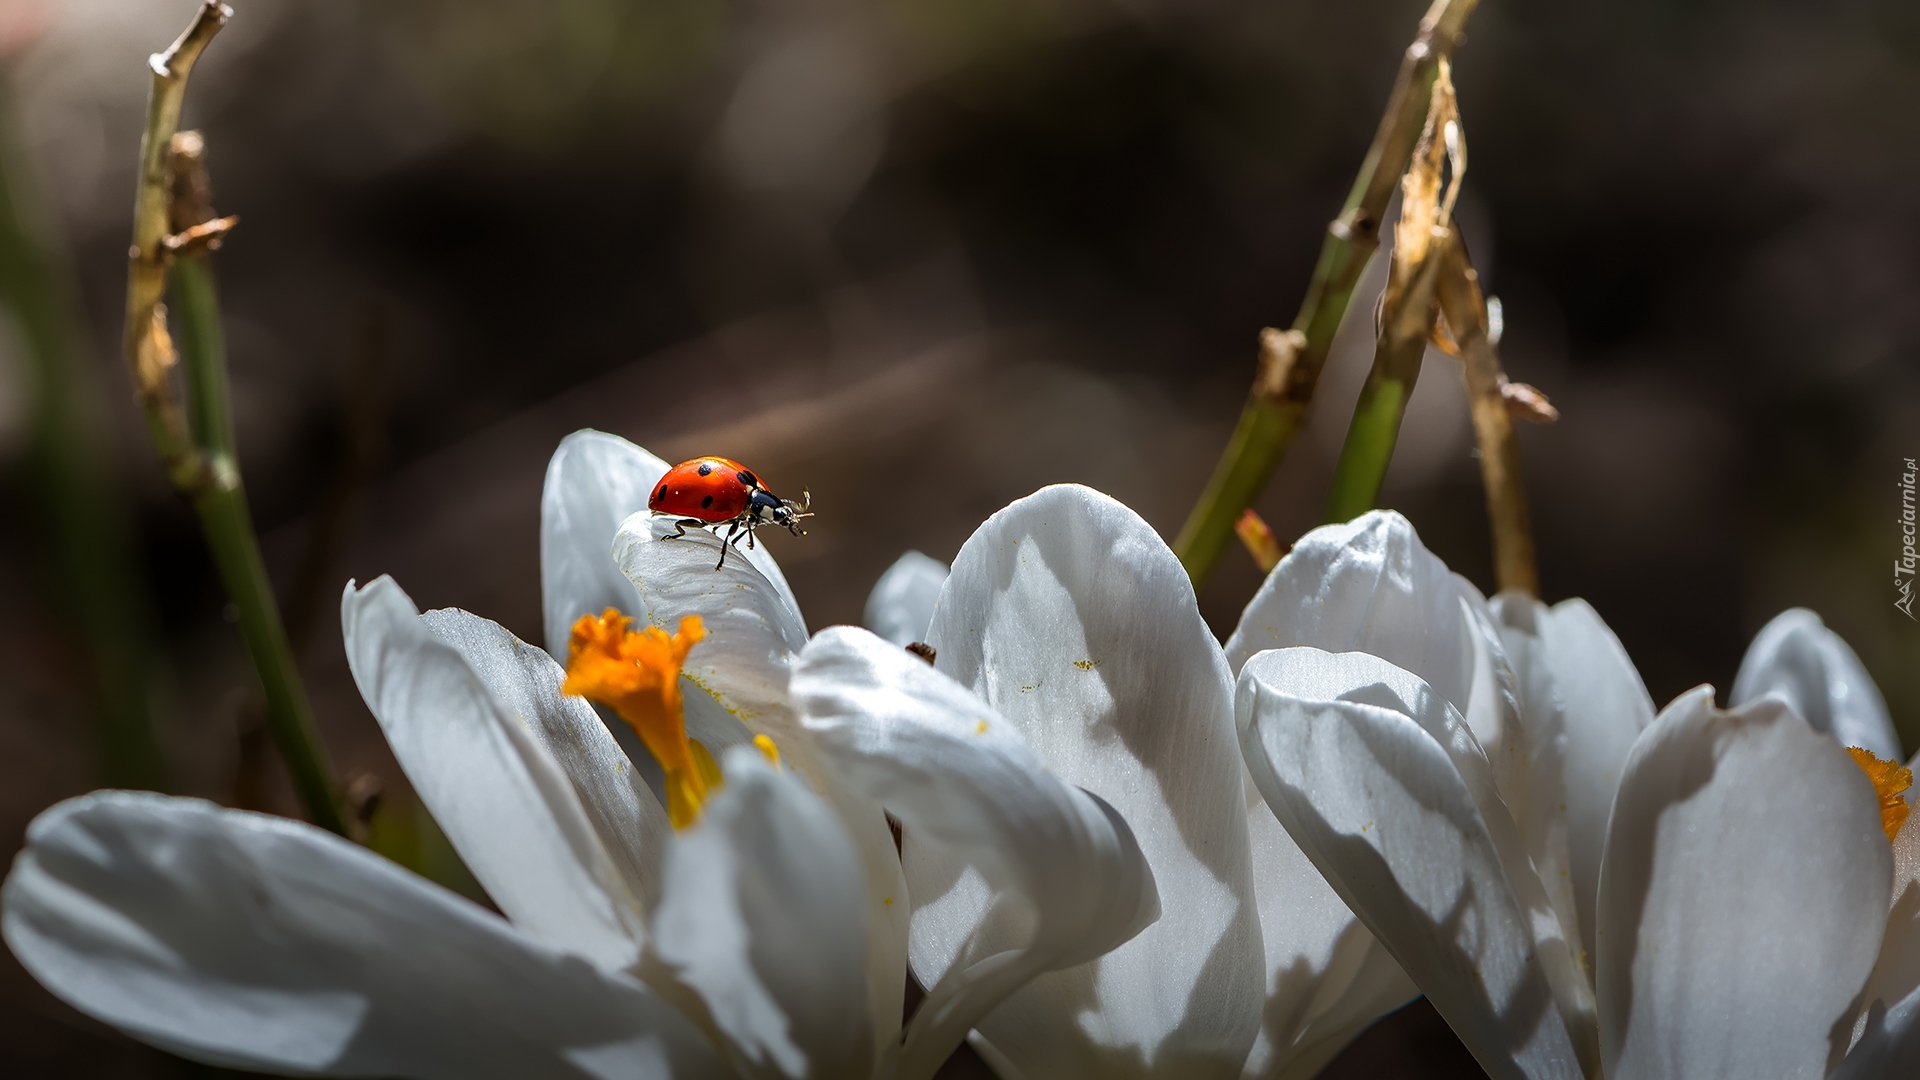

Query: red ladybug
[[649, 456, 812, 570]]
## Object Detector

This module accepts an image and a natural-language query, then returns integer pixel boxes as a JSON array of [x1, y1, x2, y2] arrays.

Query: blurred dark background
[[1, 0, 1915, 1074]]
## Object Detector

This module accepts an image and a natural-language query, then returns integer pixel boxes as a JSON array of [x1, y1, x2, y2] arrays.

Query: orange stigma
[[563, 609, 709, 828], [1847, 746, 1913, 843]]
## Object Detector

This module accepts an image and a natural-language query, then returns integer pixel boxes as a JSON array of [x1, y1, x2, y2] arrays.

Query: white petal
[[614, 510, 807, 727], [1224, 510, 1478, 713], [1, 792, 724, 1079], [1239, 774, 1419, 1080], [1731, 608, 1900, 761], [651, 748, 872, 1080], [792, 625, 1159, 1080], [1596, 687, 1891, 1080], [1237, 646, 1592, 1080], [1852, 816, 1920, 1055], [863, 551, 948, 647], [1537, 598, 1655, 967], [421, 606, 672, 914], [541, 429, 671, 660], [1490, 594, 1656, 979], [927, 484, 1263, 1079], [615, 514, 908, 1062], [343, 576, 645, 969]]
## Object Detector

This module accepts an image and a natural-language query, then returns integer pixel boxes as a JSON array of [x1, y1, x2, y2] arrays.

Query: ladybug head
[[749, 488, 812, 534]]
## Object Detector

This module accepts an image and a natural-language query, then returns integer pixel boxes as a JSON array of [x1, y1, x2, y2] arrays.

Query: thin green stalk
[[0, 73, 167, 789], [122, 2, 345, 833], [1324, 374, 1414, 523], [1172, 0, 1478, 586], [169, 255, 236, 458], [1321, 288, 1438, 525], [172, 255, 344, 832]]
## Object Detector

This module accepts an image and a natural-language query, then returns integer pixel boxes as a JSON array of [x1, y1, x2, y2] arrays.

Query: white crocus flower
[[894, 483, 1269, 1078], [2, 430, 1162, 1080], [1233, 518, 1914, 1080]]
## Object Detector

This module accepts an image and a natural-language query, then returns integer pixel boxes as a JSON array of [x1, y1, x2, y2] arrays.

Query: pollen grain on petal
[[563, 609, 711, 828], [1847, 745, 1913, 842]]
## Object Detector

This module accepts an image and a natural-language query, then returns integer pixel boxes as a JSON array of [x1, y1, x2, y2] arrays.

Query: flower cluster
[[4, 428, 1915, 1080]]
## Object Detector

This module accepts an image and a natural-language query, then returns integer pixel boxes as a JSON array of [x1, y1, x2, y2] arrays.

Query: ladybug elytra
[[649, 456, 812, 570]]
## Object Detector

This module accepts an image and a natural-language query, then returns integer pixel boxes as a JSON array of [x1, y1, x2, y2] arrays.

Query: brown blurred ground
[[0, 0, 1916, 1074]]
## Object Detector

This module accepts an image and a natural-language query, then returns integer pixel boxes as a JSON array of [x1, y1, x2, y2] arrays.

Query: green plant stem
[[1325, 377, 1412, 522], [0, 75, 167, 790], [1172, 0, 1477, 586], [170, 256, 343, 832], [170, 256, 236, 456], [1322, 242, 1448, 523], [121, 2, 345, 832]]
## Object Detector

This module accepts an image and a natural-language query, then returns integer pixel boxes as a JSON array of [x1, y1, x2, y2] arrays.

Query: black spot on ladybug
[[738, 470, 757, 487], [701, 495, 714, 509], [697, 462, 712, 476], [654, 485, 666, 502]]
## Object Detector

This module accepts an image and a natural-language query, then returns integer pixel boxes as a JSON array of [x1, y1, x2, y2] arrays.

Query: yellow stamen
[[563, 609, 710, 829], [752, 734, 780, 767], [689, 739, 724, 794], [1847, 746, 1913, 842]]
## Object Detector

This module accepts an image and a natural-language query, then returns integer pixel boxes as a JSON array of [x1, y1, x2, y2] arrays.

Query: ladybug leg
[[664, 518, 703, 542], [714, 519, 744, 571]]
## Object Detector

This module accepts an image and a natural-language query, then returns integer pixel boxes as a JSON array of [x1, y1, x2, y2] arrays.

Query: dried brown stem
[[123, 0, 228, 492], [1435, 235, 1539, 597]]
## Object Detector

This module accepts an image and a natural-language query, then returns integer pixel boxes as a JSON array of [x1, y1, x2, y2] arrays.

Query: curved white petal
[[614, 511, 807, 737], [927, 484, 1263, 1079], [1537, 598, 1655, 967], [1, 793, 724, 1079], [1596, 687, 1891, 1080], [421, 606, 672, 914], [541, 430, 672, 660], [1239, 778, 1419, 1080], [343, 576, 645, 969], [1731, 608, 1900, 761], [614, 514, 908, 1063], [1237, 646, 1592, 1080], [651, 749, 872, 1080], [1853, 816, 1920, 1057], [792, 625, 1159, 1080], [1490, 594, 1655, 979], [863, 551, 948, 647], [1225, 510, 1478, 714]]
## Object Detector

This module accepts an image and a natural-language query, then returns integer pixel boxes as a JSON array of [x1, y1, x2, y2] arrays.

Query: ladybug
[[649, 456, 812, 570]]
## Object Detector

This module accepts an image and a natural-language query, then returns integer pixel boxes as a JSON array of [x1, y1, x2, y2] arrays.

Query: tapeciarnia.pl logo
[[1899, 457, 1917, 620]]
